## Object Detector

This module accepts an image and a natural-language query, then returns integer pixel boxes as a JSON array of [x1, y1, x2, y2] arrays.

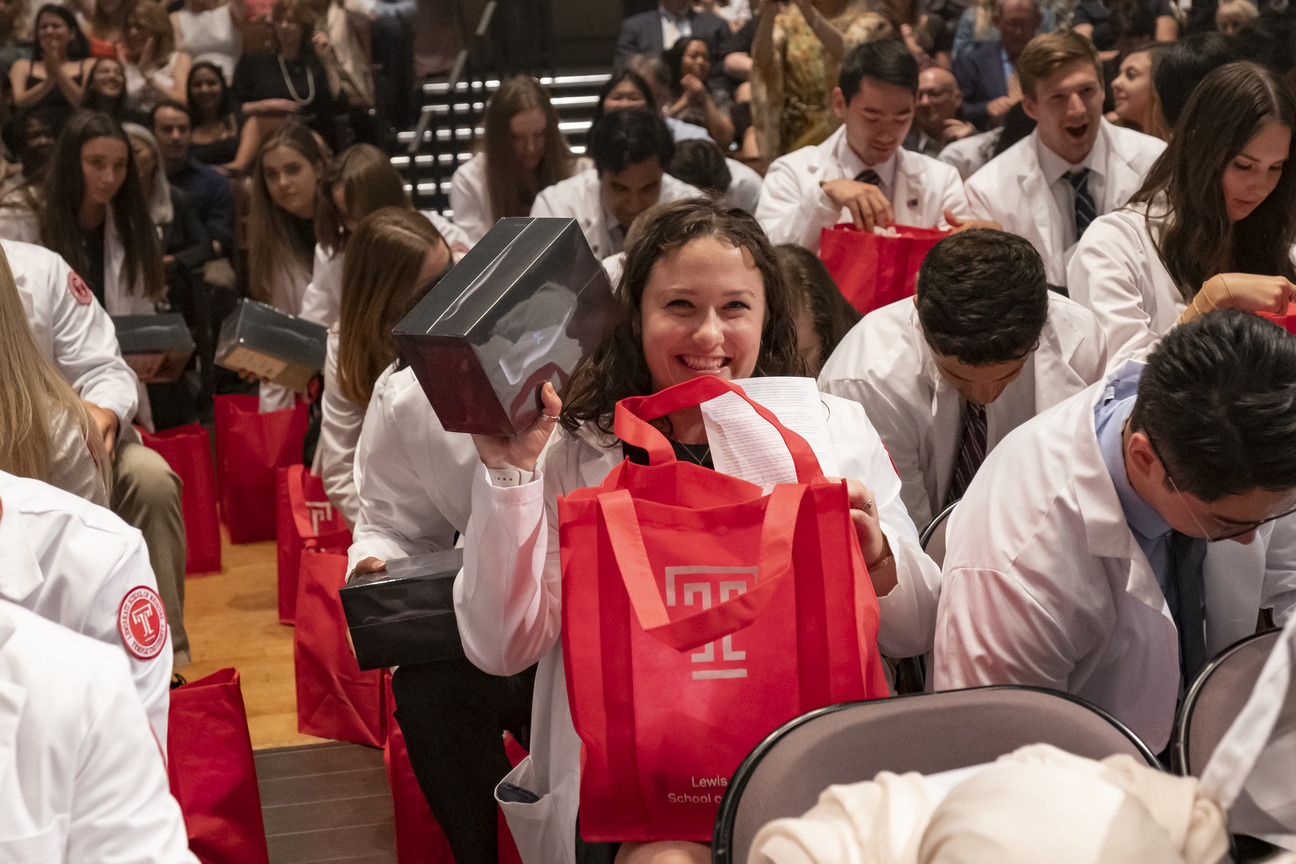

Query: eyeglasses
[[1144, 430, 1296, 542]]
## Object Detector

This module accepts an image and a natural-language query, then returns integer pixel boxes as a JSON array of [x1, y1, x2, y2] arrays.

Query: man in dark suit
[[615, 0, 737, 90], [954, 0, 1041, 128]]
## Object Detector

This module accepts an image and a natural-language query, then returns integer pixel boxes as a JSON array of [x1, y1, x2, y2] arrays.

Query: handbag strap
[[613, 377, 822, 481], [597, 484, 804, 652]]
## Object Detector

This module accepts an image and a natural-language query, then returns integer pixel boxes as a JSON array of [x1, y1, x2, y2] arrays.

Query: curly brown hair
[[561, 197, 808, 438]]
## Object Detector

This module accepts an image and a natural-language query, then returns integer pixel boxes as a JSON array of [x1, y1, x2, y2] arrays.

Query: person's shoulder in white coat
[[0, 470, 173, 745], [0, 597, 197, 863], [5, 237, 140, 427], [723, 157, 763, 214], [820, 293, 1108, 527], [938, 128, 999, 181], [1067, 203, 1181, 368], [347, 364, 481, 572], [450, 152, 492, 244], [756, 126, 969, 254]]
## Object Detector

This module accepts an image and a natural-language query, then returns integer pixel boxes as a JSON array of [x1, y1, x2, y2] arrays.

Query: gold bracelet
[[1198, 285, 1220, 312], [1219, 274, 1234, 306]]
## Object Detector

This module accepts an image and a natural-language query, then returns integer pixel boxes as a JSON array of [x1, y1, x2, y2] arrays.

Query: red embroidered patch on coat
[[69, 271, 93, 305], [117, 586, 168, 660]]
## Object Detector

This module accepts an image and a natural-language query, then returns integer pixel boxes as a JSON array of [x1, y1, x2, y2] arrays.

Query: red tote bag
[[1259, 303, 1296, 335], [819, 223, 949, 315], [214, 394, 308, 543], [139, 422, 221, 574], [558, 377, 890, 843], [276, 465, 352, 624], [167, 668, 271, 864], [294, 549, 387, 746]]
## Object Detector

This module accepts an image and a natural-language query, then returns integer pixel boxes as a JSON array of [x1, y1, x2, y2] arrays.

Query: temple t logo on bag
[[305, 498, 335, 535], [664, 566, 758, 679]]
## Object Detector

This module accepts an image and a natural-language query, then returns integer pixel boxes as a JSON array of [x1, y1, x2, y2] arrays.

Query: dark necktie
[[610, 222, 627, 254], [945, 402, 987, 507], [855, 168, 881, 186], [1168, 530, 1209, 685], [1065, 168, 1096, 242]]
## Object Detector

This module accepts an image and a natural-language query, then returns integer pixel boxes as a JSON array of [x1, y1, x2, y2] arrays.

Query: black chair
[[712, 685, 1159, 864], [919, 499, 959, 567]]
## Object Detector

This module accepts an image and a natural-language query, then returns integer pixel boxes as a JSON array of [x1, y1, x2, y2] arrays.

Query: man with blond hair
[[964, 31, 1165, 287]]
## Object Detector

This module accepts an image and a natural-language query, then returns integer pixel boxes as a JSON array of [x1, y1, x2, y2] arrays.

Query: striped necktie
[[1066, 168, 1096, 242], [855, 168, 881, 186], [945, 402, 987, 508]]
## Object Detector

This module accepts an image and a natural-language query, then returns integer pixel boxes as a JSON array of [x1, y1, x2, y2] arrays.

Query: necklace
[[674, 440, 712, 466], [278, 53, 315, 105]]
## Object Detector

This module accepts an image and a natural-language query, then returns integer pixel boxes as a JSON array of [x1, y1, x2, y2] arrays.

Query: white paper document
[[699, 377, 839, 490]]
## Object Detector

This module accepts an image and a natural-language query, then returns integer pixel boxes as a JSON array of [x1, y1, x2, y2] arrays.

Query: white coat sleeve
[[449, 157, 492, 244], [456, 453, 565, 677], [529, 187, 560, 219], [347, 378, 462, 571], [936, 168, 971, 228], [1066, 215, 1166, 366], [933, 564, 1081, 692], [45, 251, 140, 424], [832, 397, 941, 657], [754, 156, 843, 252], [1262, 514, 1296, 626], [64, 649, 197, 864], [299, 245, 341, 328], [318, 332, 364, 530], [963, 174, 1000, 223]]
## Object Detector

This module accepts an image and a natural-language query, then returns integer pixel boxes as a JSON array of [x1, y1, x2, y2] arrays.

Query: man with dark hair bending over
[[935, 310, 1296, 756], [819, 228, 1108, 529], [756, 39, 974, 255]]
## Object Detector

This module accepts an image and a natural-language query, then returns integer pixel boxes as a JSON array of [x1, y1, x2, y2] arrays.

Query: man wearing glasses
[[933, 309, 1296, 756]]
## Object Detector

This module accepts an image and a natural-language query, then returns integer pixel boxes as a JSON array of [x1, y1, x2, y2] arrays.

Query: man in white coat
[[963, 31, 1165, 287], [0, 597, 197, 862], [529, 109, 701, 260], [5, 238, 189, 665], [820, 229, 1108, 529], [935, 310, 1296, 754], [756, 39, 971, 255]]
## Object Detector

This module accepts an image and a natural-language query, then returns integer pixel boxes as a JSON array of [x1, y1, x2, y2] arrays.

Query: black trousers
[[391, 658, 536, 864]]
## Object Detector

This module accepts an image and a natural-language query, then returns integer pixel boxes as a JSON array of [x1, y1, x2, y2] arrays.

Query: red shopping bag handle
[[597, 484, 804, 652], [613, 377, 822, 482], [286, 464, 350, 548]]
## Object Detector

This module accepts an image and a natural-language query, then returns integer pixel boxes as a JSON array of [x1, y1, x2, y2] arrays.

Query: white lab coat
[[347, 365, 481, 570], [451, 154, 595, 244], [723, 157, 763, 214], [100, 207, 160, 317], [1066, 204, 1186, 367], [316, 328, 364, 529], [819, 294, 1108, 528], [964, 121, 1165, 287], [298, 212, 473, 329], [755, 126, 970, 255], [933, 373, 1296, 752], [937, 128, 998, 181], [6, 238, 140, 426], [529, 168, 703, 260], [456, 393, 942, 864], [0, 471, 172, 745], [0, 598, 196, 863]]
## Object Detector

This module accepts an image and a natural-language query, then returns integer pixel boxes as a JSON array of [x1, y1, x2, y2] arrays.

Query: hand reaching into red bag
[[840, 478, 899, 598], [472, 382, 562, 473], [820, 178, 896, 231]]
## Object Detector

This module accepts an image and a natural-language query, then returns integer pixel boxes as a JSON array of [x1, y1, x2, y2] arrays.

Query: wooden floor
[[180, 529, 328, 750]]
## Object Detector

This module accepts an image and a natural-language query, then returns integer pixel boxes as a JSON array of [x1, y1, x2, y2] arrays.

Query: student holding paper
[[457, 198, 940, 864]]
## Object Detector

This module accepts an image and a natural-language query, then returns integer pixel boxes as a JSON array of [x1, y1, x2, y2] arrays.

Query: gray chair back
[[712, 686, 1159, 864], [920, 500, 958, 568]]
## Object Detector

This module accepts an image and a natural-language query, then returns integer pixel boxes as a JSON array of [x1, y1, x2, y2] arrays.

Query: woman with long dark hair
[[454, 197, 939, 864], [662, 36, 735, 147], [9, 5, 91, 116], [79, 56, 127, 118], [449, 75, 585, 243], [1069, 61, 1296, 362]]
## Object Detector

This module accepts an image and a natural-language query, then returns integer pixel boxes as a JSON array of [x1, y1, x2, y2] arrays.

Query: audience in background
[[120, 0, 190, 117], [450, 75, 587, 244], [950, 0, 1055, 60], [906, 65, 975, 155], [663, 35, 735, 146], [153, 99, 233, 257], [615, 0, 736, 90], [170, 0, 243, 82], [185, 60, 242, 167], [1073, 0, 1178, 54], [10, 5, 91, 120], [964, 31, 1165, 286], [80, 56, 127, 119], [0, 0, 30, 77], [82, 0, 134, 60], [953, 0, 1040, 129], [0, 108, 55, 240], [1153, 32, 1245, 134], [1216, 0, 1260, 34], [1108, 45, 1160, 136], [667, 137, 764, 212]]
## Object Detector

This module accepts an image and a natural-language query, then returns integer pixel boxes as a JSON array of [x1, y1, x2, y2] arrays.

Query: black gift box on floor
[[392, 217, 618, 436], [215, 299, 327, 392], [113, 313, 196, 383], [339, 549, 466, 671]]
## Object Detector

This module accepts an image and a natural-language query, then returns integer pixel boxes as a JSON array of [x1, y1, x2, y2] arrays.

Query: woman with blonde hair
[[0, 244, 111, 506], [119, 0, 190, 115], [449, 75, 586, 243], [317, 206, 452, 526]]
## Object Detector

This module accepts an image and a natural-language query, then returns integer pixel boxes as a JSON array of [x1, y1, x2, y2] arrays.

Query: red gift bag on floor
[[559, 377, 890, 843], [214, 394, 308, 543], [277, 465, 352, 624], [167, 668, 271, 864], [294, 549, 386, 746], [820, 223, 949, 315], [140, 422, 221, 574]]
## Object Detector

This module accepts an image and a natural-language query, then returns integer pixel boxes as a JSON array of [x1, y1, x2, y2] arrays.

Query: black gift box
[[392, 217, 618, 436], [215, 299, 327, 392], [339, 549, 466, 671], [112, 313, 195, 383]]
